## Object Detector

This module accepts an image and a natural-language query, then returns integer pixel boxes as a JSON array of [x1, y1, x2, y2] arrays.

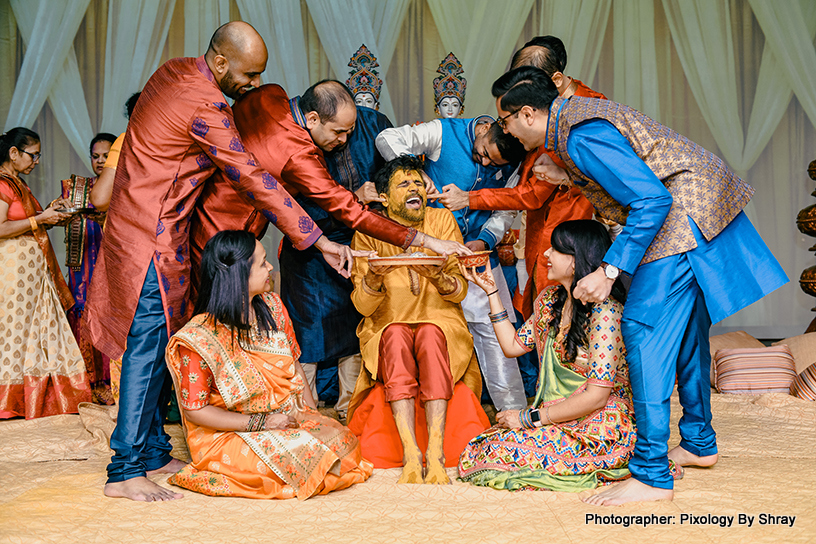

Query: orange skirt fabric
[[348, 381, 490, 468]]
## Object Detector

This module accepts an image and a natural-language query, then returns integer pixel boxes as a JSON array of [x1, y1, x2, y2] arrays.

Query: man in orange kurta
[[347, 157, 488, 485], [84, 22, 349, 502], [444, 37, 603, 318]]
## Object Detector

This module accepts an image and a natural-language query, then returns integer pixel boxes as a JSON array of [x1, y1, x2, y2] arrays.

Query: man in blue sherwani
[[492, 66, 787, 505]]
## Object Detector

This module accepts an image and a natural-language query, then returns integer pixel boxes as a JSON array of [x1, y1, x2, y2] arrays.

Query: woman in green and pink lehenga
[[458, 220, 645, 492]]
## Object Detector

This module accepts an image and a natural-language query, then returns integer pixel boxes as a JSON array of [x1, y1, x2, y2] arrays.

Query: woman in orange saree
[[165, 230, 373, 499]]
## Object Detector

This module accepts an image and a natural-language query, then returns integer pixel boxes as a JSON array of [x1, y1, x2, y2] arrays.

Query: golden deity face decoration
[[380, 168, 427, 224]]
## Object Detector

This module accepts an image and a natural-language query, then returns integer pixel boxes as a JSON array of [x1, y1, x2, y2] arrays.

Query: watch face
[[530, 409, 541, 423], [605, 264, 620, 279]]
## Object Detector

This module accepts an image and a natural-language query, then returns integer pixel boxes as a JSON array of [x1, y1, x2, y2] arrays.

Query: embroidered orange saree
[[165, 293, 372, 499]]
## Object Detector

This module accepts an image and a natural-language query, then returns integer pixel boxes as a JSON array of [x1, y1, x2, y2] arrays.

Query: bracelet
[[544, 405, 552, 425], [28, 217, 38, 232], [488, 309, 509, 323], [485, 289, 499, 297], [246, 412, 267, 432]]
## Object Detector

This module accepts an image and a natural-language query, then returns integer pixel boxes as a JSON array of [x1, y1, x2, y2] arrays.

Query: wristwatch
[[530, 409, 542, 427], [602, 263, 620, 280]]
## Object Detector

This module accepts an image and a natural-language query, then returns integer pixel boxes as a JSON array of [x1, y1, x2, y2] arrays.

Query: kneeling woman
[[165, 231, 373, 499], [458, 220, 642, 491]]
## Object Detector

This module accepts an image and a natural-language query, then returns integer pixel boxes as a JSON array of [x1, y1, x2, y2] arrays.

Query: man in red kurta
[[85, 22, 349, 502], [191, 82, 465, 276], [439, 37, 603, 318]]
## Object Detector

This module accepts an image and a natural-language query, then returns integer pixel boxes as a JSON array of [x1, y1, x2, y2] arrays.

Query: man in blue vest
[[492, 66, 787, 505], [376, 117, 528, 411]]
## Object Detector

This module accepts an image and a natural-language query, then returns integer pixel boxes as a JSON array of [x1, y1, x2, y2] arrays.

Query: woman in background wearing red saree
[[165, 230, 373, 500], [0, 127, 91, 419]]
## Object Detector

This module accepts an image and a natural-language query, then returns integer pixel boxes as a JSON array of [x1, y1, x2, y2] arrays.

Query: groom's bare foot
[[583, 478, 673, 506], [104, 477, 183, 501], [146, 458, 186, 476], [668, 445, 718, 468]]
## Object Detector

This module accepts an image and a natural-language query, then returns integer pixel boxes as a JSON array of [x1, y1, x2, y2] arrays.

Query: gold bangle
[[28, 217, 38, 232]]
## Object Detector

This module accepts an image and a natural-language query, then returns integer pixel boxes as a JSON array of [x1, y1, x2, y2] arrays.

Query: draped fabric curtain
[[663, 0, 816, 179], [101, 0, 176, 135], [748, 0, 816, 129], [5, 0, 92, 162], [0, 3, 17, 129], [304, 0, 411, 121], [535, 0, 611, 86], [236, 0, 310, 96], [612, 0, 660, 120], [184, 0, 230, 57], [427, 0, 534, 116], [2, 0, 815, 337]]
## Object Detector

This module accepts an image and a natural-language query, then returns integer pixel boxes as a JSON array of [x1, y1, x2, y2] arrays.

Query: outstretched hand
[[314, 236, 374, 278], [421, 171, 442, 201], [354, 181, 386, 204], [437, 184, 469, 211], [422, 235, 471, 258], [459, 263, 496, 293]]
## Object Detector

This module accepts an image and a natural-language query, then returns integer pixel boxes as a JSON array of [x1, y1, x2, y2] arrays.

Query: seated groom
[[347, 156, 489, 484]]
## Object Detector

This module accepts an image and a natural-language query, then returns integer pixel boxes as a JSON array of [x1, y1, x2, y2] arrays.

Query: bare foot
[[668, 446, 718, 468], [146, 458, 187, 476], [104, 477, 183, 501], [424, 461, 450, 485], [398, 458, 424, 484], [582, 478, 673, 506]]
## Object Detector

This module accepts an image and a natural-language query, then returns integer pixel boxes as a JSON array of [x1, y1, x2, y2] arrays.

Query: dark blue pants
[[106, 261, 173, 482]]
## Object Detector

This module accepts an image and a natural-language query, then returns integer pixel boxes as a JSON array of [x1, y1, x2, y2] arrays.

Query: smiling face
[[380, 168, 427, 225], [218, 54, 266, 100], [472, 123, 508, 167], [495, 97, 547, 151], [437, 97, 462, 118], [307, 103, 357, 153], [354, 92, 378, 110], [544, 246, 575, 288], [247, 240, 274, 299]]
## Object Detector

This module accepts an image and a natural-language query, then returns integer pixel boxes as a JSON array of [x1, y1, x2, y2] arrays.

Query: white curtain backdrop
[[536, 0, 611, 87], [3, 0, 816, 337], [427, 0, 534, 116], [101, 0, 176, 135], [236, 0, 310, 97], [749, 0, 816, 129], [184, 0, 230, 57], [304, 0, 411, 121], [612, 0, 660, 120], [5, 0, 92, 162]]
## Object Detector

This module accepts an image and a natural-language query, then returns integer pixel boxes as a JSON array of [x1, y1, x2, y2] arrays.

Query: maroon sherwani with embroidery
[[84, 56, 320, 483], [191, 83, 412, 269]]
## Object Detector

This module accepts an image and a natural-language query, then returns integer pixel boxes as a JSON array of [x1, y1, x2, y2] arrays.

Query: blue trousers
[[622, 254, 717, 490], [106, 261, 173, 482]]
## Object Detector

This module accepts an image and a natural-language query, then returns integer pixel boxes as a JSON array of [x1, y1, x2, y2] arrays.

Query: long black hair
[[0, 127, 39, 164], [547, 220, 626, 362], [193, 230, 276, 346]]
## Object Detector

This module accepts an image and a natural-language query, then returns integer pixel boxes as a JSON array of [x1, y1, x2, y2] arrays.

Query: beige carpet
[[1, 392, 815, 544]]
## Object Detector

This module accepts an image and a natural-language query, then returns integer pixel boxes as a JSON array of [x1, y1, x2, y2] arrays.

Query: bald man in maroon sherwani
[[85, 22, 353, 502]]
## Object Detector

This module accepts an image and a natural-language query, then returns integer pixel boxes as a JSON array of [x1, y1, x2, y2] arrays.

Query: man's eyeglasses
[[22, 150, 41, 162], [496, 109, 521, 130]]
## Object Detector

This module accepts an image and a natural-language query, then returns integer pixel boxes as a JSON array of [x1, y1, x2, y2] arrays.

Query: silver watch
[[602, 263, 620, 280]]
